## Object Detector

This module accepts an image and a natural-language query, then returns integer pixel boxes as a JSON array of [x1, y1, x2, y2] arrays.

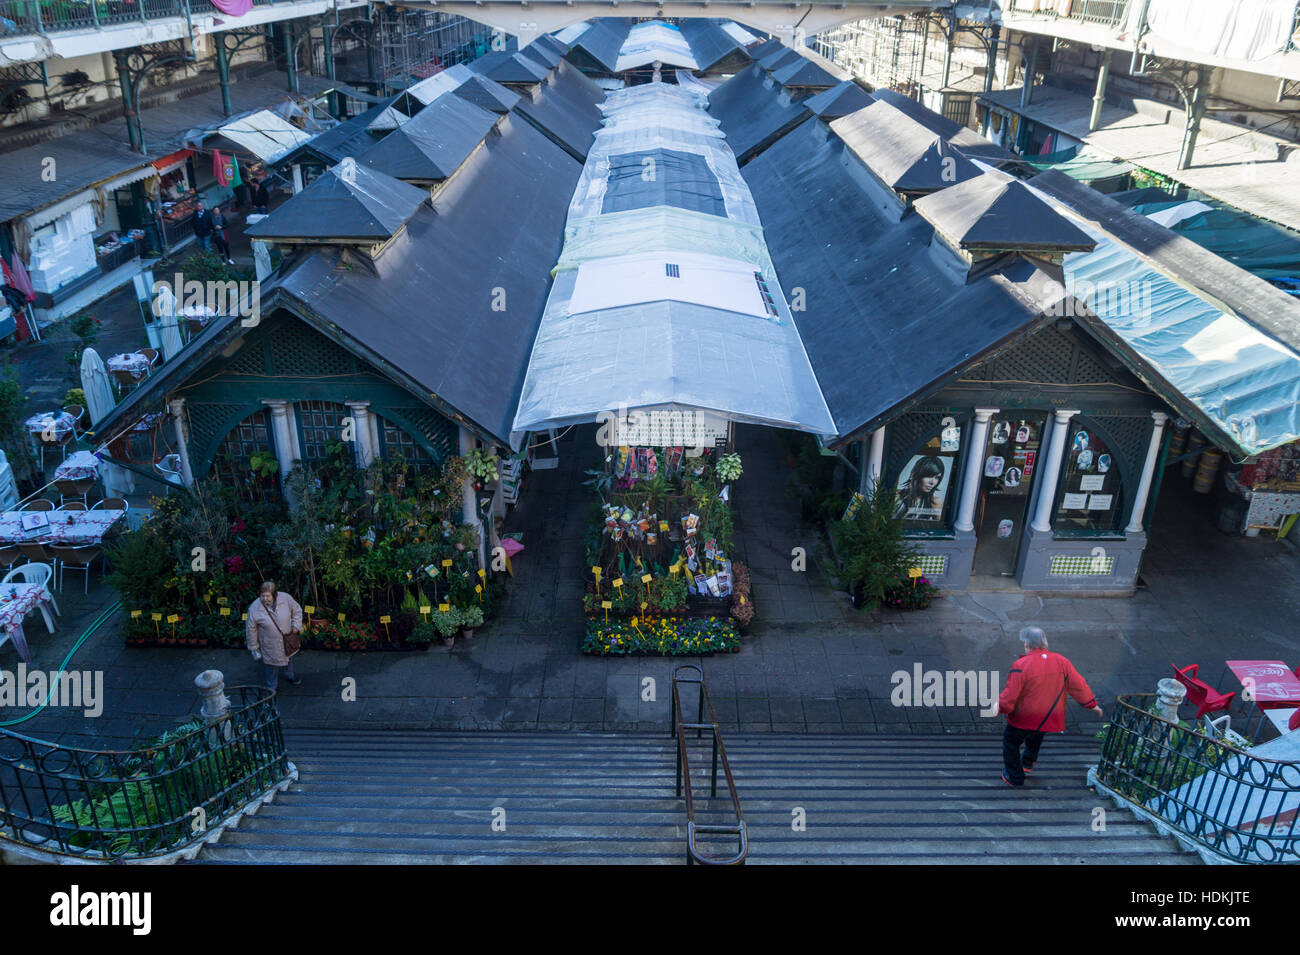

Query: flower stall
[[109, 446, 499, 650], [581, 443, 751, 654]]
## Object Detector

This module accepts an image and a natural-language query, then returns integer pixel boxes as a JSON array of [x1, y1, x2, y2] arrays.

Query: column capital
[[262, 398, 289, 414], [1053, 408, 1081, 423], [973, 407, 1000, 423], [1151, 410, 1170, 426], [344, 400, 371, 410], [168, 397, 185, 414]]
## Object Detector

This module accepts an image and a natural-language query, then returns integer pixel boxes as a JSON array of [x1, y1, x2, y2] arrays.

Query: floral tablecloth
[[107, 352, 153, 378], [54, 450, 101, 483], [0, 583, 52, 663], [0, 509, 125, 546], [25, 411, 75, 437]]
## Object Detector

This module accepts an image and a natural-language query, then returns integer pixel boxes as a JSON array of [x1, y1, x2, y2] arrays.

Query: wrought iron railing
[[670, 664, 747, 865], [1094, 693, 1300, 864], [1006, 0, 1132, 28], [0, 686, 289, 860]]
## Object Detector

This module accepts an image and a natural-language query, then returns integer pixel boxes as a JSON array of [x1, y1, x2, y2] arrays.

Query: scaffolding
[[377, 6, 494, 90], [815, 14, 982, 97]]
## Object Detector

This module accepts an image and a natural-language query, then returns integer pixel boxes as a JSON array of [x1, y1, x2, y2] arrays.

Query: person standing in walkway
[[192, 201, 213, 252], [251, 176, 270, 215], [247, 581, 304, 691], [998, 626, 1103, 787], [210, 204, 234, 265]]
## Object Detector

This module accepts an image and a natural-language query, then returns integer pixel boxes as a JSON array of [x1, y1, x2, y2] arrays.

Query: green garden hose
[[0, 600, 122, 727]]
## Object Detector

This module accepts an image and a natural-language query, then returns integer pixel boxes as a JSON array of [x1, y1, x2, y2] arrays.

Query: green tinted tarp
[[1132, 201, 1300, 282]]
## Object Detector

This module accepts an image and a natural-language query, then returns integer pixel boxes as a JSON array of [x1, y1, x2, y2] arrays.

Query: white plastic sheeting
[[554, 21, 592, 46], [614, 20, 699, 71], [513, 80, 834, 441], [216, 110, 312, 163], [406, 64, 476, 105], [720, 22, 759, 47], [1143, 200, 1215, 229], [1137, 0, 1300, 61]]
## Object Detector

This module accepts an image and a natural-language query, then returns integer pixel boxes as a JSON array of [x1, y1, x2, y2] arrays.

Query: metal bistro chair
[[36, 419, 75, 472], [19, 499, 55, 511], [56, 502, 87, 512], [2, 561, 59, 621], [55, 477, 96, 506], [91, 497, 128, 512], [49, 544, 103, 595], [0, 546, 24, 574]]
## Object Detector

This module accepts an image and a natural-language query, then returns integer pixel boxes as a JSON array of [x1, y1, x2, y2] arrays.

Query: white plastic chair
[[0, 562, 58, 633], [2, 562, 60, 618]]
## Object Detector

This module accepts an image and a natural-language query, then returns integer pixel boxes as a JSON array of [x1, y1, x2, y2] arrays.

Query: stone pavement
[[4, 423, 1298, 748]]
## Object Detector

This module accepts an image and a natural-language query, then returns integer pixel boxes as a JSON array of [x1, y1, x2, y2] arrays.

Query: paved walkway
[[4, 423, 1298, 747]]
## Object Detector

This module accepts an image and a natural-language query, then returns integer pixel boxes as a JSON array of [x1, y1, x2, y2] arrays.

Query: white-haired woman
[[246, 581, 303, 691]]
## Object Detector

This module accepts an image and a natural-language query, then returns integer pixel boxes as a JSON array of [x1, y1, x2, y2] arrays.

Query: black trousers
[[1003, 724, 1045, 785]]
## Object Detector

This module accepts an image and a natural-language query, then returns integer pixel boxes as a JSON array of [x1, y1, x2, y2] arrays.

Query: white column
[[291, 164, 304, 195], [859, 427, 886, 493], [954, 408, 998, 533], [459, 427, 486, 570], [1126, 411, 1170, 533], [263, 399, 297, 480], [345, 400, 375, 467], [168, 397, 195, 487], [1031, 408, 1080, 533]]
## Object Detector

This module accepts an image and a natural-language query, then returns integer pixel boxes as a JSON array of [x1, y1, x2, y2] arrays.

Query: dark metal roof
[[771, 57, 839, 90], [567, 18, 633, 72], [747, 38, 785, 59], [277, 103, 389, 166], [469, 50, 550, 84], [535, 32, 571, 56], [603, 148, 725, 216], [519, 39, 563, 69], [356, 94, 499, 182], [831, 100, 982, 194], [454, 75, 521, 114], [913, 172, 1096, 252], [759, 47, 803, 72], [510, 60, 606, 161], [804, 80, 875, 120], [707, 63, 812, 165], [677, 19, 745, 71], [741, 120, 1052, 443], [869, 88, 1017, 166], [245, 158, 428, 241]]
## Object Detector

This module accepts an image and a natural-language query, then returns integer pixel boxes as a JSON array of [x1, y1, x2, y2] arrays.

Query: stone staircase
[[194, 730, 1195, 864]]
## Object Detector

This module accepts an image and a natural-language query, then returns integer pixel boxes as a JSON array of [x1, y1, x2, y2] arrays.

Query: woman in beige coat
[[247, 581, 304, 691]]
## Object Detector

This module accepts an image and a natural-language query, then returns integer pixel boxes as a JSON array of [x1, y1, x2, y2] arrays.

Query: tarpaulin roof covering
[[1030, 172, 1300, 457], [869, 88, 1016, 167], [246, 157, 428, 241], [602, 149, 725, 216], [707, 63, 812, 165], [805, 80, 874, 120], [357, 93, 499, 182], [567, 18, 633, 72], [510, 61, 607, 161], [1023, 145, 1136, 184], [615, 20, 699, 72], [913, 172, 1096, 252], [514, 80, 834, 440], [214, 109, 314, 163], [832, 101, 982, 194], [676, 19, 746, 72], [740, 119, 1052, 442]]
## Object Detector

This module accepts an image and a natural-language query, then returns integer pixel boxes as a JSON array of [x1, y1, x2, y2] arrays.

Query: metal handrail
[[670, 664, 747, 865], [1094, 693, 1300, 864], [0, 686, 290, 860]]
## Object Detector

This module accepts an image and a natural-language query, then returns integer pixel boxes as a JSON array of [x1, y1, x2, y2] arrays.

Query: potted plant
[[464, 447, 499, 489], [428, 606, 459, 647], [458, 604, 484, 640]]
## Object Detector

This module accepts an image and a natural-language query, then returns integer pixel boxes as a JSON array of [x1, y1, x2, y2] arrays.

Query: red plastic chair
[[1172, 663, 1235, 720]]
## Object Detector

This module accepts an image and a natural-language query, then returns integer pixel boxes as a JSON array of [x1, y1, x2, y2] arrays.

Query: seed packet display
[[616, 446, 631, 477], [705, 538, 718, 560], [666, 447, 684, 475], [634, 447, 651, 474], [685, 539, 697, 561], [693, 574, 709, 596], [705, 574, 721, 597], [716, 570, 732, 596]]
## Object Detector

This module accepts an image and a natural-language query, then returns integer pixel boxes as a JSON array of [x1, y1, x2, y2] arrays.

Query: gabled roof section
[[913, 172, 1096, 253], [771, 57, 839, 90], [511, 60, 606, 161], [759, 46, 803, 72], [276, 103, 387, 166], [805, 80, 874, 120], [469, 49, 550, 85], [831, 100, 982, 195], [747, 37, 785, 60], [246, 157, 428, 242], [567, 18, 633, 72], [676, 18, 746, 71], [870, 88, 1016, 167], [519, 38, 564, 70], [356, 93, 499, 183], [615, 20, 699, 71], [453, 74, 521, 114], [707, 63, 812, 165]]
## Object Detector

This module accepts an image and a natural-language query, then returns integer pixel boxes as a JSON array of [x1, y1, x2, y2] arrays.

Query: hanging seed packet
[[685, 540, 696, 560], [694, 574, 709, 595], [617, 446, 631, 476], [647, 451, 659, 476], [705, 574, 721, 597], [716, 571, 732, 596], [705, 538, 718, 560], [667, 446, 683, 474]]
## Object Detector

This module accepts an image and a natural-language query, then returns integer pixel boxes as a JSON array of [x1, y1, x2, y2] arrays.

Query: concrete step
[[192, 730, 1196, 865]]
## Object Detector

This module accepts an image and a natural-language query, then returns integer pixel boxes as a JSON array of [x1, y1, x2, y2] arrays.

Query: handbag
[[265, 602, 301, 659]]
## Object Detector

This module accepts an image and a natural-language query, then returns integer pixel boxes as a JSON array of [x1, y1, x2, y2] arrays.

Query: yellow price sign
[[659, 521, 669, 533], [477, 568, 486, 578], [612, 577, 624, 589], [630, 617, 638, 627], [220, 607, 231, 617], [591, 565, 602, 579], [439, 603, 450, 612], [151, 612, 162, 622], [241, 613, 248, 621], [907, 567, 923, 579], [304, 605, 315, 615], [216, 597, 229, 606], [640, 574, 652, 584], [130, 610, 142, 619], [640, 601, 648, 611], [379, 615, 392, 624], [337, 613, 346, 623], [601, 600, 612, 610], [669, 564, 680, 575], [475, 584, 482, 594], [420, 605, 431, 615], [441, 559, 453, 568]]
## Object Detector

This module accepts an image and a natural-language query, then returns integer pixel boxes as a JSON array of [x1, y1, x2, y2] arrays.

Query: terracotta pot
[[441, 636, 455, 648]]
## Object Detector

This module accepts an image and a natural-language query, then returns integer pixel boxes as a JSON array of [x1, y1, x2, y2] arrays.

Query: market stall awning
[[215, 110, 314, 163]]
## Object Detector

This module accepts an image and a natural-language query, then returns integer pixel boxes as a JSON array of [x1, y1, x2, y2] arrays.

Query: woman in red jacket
[[998, 626, 1104, 787]]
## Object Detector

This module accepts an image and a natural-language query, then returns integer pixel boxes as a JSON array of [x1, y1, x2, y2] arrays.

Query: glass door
[[972, 413, 1047, 577]]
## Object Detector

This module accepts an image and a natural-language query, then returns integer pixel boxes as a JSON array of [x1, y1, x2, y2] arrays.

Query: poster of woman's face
[[991, 422, 1011, 444], [896, 454, 951, 522], [1073, 431, 1090, 452]]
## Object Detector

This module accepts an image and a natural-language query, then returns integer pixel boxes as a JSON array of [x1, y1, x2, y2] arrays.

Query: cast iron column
[[1089, 55, 1110, 131], [113, 50, 143, 153], [215, 33, 232, 117]]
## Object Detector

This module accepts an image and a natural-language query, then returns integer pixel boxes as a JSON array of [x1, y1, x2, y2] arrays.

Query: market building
[[84, 20, 1300, 598]]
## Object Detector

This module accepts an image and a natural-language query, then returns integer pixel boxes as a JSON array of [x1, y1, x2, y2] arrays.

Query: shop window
[[893, 421, 963, 531], [213, 410, 273, 470], [379, 415, 434, 469], [297, 400, 350, 463], [1052, 422, 1125, 533]]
